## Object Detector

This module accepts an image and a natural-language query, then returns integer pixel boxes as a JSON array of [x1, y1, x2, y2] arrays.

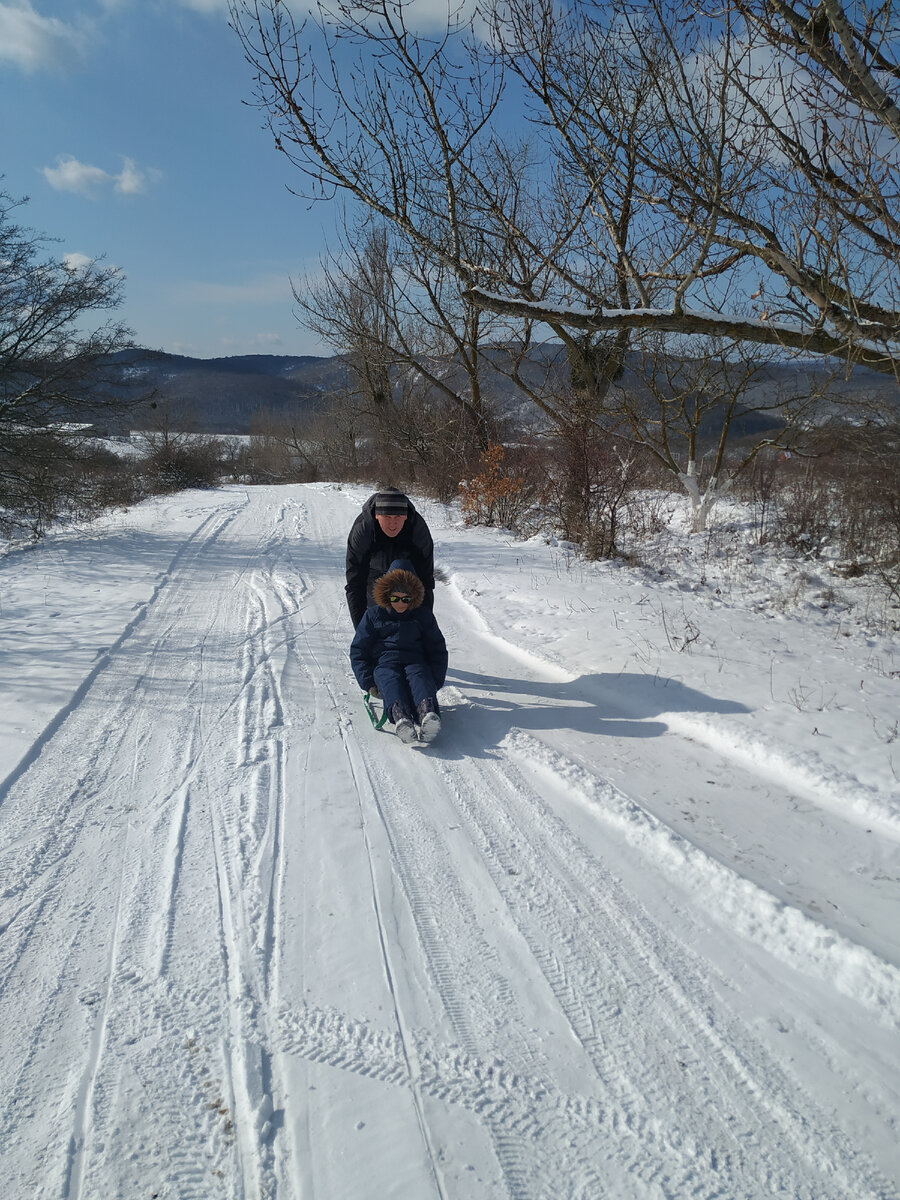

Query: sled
[[363, 690, 389, 731]]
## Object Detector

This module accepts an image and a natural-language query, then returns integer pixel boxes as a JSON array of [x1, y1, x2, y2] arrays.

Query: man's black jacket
[[345, 494, 435, 628]]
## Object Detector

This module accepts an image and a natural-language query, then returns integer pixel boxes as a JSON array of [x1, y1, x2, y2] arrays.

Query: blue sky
[[0, 0, 336, 358]]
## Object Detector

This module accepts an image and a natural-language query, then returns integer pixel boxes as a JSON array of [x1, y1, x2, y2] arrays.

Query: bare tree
[[1, 190, 135, 537], [298, 215, 513, 492], [299, 217, 498, 449], [230, 0, 900, 544], [290, 394, 365, 480], [232, 0, 900, 374], [470, 0, 900, 375], [230, 0, 504, 274], [612, 337, 837, 529]]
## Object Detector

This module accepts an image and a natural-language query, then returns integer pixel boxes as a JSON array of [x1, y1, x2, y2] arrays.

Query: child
[[350, 558, 448, 744]]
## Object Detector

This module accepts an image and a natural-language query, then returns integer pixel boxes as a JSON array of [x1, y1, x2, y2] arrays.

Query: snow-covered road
[[1, 484, 898, 1198]]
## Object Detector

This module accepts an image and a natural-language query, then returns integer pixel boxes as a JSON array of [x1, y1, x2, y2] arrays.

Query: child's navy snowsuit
[[349, 559, 447, 721]]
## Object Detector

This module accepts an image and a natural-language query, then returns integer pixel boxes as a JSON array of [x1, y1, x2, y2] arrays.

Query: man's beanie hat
[[374, 488, 409, 515]]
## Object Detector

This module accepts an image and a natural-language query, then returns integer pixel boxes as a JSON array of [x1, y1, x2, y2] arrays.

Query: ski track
[[0, 485, 898, 1199]]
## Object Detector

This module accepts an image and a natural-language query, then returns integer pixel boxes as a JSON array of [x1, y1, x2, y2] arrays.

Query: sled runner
[[363, 690, 389, 731]]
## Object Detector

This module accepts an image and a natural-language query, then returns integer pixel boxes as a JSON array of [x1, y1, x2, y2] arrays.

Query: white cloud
[[63, 251, 93, 272], [401, 0, 476, 28], [42, 154, 162, 197], [0, 2, 87, 71], [271, 0, 477, 33], [114, 157, 165, 195], [42, 155, 111, 195], [115, 158, 144, 194], [95, 0, 230, 13]]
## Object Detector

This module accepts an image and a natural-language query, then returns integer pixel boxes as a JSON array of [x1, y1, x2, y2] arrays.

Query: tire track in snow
[[0, 499, 244, 924], [0, 492, 261, 1199], [508, 728, 900, 1028], [222, 494, 362, 1200], [191, 504, 320, 1199], [436, 585, 900, 1176], [357, 763, 608, 1200], [0, 710, 140, 920], [4, 485, 894, 1198], [295, 619, 613, 1196], [233, 538, 312, 1001], [192, 547, 305, 1198], [296, 612, 454, 1200], [62, 817, 142, 1200], [267, 496, 469, 1198], [365, 736, 723, 1197], [275, 1000, 630, 1157], [323, 688, 726, 1193], [208, 790, 271, 1200], [435, 737, 894, 1200], [443, 575, 900, 951], [295, 562, 809, 1196], [152, 716, 201, 979], [0, 502, 245, 811]]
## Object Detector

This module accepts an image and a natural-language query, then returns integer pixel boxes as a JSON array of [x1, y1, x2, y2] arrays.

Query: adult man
[[345, 487, 435, 628]]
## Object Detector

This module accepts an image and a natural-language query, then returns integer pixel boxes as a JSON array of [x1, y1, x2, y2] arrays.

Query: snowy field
[[0, 482, 898, 1199]]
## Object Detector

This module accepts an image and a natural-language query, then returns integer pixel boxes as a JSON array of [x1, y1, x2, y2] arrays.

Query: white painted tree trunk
[[678, 462, 728, 532]]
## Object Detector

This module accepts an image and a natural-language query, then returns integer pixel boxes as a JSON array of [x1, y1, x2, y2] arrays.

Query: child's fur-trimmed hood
[[372, 568, 425, 611]]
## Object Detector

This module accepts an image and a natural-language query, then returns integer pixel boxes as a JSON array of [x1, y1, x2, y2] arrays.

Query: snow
[[465, 289, 811, 336], [1, 482, 898, 1199]]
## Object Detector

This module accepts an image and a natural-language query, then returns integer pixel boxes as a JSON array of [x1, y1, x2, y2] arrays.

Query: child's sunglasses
[[389, 594, 412, 604]]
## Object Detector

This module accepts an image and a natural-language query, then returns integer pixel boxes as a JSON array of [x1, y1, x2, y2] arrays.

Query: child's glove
[[367, 684, 380, 698]]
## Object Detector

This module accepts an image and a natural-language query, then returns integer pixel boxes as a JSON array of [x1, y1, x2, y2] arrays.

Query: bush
[[729, 430, 900, 604], [139, 435, 224, 493], [775, 463, 837, 558], [539, 426, 638, 559], [0, 437, 140, 541], [459, 442, 541, 532]]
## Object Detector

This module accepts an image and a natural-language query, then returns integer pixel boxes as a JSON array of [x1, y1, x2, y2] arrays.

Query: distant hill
[[104, 349, 350, 434], [98, 346, 899, 436]]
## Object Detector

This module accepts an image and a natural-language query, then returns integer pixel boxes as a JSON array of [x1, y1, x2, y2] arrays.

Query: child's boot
[[390, 703, 417, 744], [416, 697, 442, 743]]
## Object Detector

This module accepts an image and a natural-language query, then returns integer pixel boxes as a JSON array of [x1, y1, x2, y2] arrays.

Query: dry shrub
[[139, 435, 224, 493], [458, 431, 641, 558], [540, 426, 638, 559], [731, 429, 900, 604], [1, 438, 141, 541], [459, 442, 540, 532], [775, 462, 837, 557]]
